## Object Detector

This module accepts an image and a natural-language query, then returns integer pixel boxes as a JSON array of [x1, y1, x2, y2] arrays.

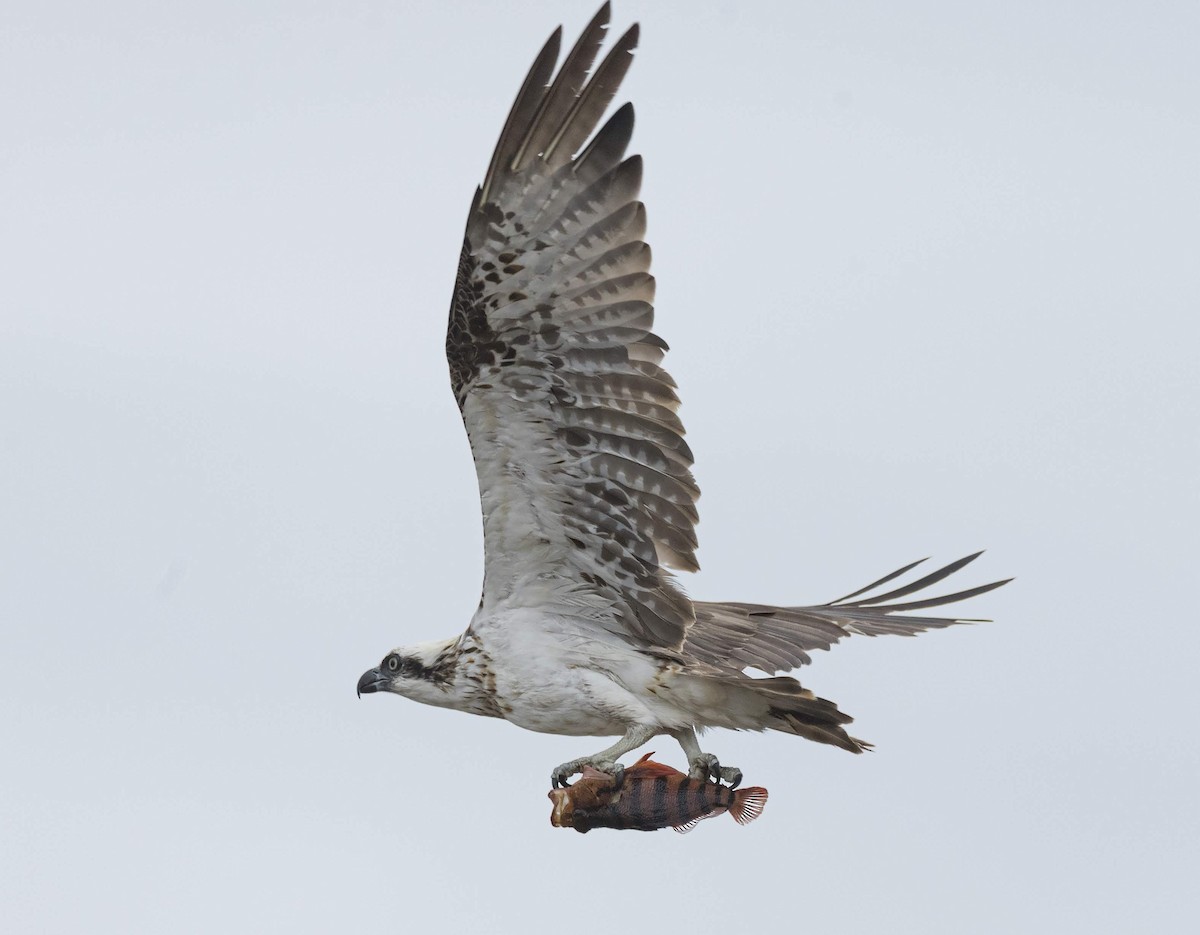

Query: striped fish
[[547, 753, 768, 834]]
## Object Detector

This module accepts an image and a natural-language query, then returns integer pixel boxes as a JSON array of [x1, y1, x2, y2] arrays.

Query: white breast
[[470, 603, 671, 738]]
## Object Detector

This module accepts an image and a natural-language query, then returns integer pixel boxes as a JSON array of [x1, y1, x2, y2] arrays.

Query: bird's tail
[[665, 672, 871, 753], [747, 676, 871, 753]]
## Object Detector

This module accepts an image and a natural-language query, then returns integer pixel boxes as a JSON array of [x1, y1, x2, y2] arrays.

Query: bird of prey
[[357, 4, 1009, 789]]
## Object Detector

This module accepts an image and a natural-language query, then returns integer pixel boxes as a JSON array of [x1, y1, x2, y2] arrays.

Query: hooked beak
[[357, 667, 388, 698]]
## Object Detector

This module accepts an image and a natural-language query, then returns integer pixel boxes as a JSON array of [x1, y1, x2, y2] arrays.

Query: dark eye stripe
[[379, 653, 451, 686]]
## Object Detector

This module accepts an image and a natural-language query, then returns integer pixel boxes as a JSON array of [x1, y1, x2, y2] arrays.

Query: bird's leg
[[670, 727, 743, 788], [550, 724, 657, 788]]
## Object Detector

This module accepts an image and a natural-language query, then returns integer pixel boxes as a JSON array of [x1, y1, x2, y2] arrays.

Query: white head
[[356, 638, 459, 708]]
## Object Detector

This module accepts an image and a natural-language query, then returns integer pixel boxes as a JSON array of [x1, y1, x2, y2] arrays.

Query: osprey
[[357, 4, 1008, 789]]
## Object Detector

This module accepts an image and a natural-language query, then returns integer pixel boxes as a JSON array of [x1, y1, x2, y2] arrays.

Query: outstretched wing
[[447, 5, 697, 649], [685, 553, 1012, 673]]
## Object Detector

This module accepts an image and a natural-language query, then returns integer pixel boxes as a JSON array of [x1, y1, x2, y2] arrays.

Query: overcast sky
[[3, 1, 1197, 932]]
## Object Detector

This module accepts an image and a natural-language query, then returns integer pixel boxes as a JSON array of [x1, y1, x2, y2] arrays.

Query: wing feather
[[479, 28, 562, 206], [511, 4, 612, 172], [448, 8, 696, 648], [544, 25, 640, 166], [444, 8, 1007, 654]]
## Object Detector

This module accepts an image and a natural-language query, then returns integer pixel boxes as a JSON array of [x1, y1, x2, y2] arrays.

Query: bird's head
[[356, 639, 456, 703]]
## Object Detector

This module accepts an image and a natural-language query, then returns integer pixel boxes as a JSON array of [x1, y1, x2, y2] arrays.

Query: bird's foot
[[688, 753, 742, 788], [550, 757, 625, 789]]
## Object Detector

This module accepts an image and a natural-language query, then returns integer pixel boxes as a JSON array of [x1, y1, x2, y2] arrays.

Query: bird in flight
[[357, 4, 1009, 789]]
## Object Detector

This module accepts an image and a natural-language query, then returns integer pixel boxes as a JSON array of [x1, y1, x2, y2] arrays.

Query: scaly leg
[[670, 727, 743, 788], [550, 724, 657, 788]]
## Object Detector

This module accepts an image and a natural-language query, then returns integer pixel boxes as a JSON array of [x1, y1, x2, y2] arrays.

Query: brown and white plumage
[[357, 4, 1009, 787], [447, 8, 695, 652]]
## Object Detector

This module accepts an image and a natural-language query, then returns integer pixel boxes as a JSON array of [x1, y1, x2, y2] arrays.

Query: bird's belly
[[501, 692, 621, 736], [472, 612, 664, 738], [490, 665, 631, 736]]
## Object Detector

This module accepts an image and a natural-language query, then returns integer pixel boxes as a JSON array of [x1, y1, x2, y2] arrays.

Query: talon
[[687, 753, 743, 787], [551, 763, 576, 789], [688, 752, 720, 783], [551, 756, 626, 789]]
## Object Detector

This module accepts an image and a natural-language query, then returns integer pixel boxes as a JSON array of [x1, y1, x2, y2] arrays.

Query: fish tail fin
[[729, 786, 769, 826]]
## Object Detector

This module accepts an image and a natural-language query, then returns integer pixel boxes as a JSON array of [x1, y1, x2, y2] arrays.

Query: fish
[[547, 753, 768, 834]]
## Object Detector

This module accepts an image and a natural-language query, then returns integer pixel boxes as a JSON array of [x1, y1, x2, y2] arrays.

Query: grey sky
[[3, 1, 1197, 932]]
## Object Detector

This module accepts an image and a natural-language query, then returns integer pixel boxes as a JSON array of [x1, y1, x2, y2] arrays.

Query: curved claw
[[610, 763, 626, 790], [688, 753, 719, 782], [550, 757, 624, 790], [688, 753, 743, 788], [550, 765, 574, 789]]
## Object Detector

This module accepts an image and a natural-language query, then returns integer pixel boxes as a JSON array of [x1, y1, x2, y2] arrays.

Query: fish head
[[548, 773, 622, 828], [548, 787, 575, 827], [567, 774, 620, 810]]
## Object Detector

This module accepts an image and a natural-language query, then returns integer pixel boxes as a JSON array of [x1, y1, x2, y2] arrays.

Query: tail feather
[[739, 675, 872, 753], [768, 704, 872, 753], [665, 672, 871, 753]]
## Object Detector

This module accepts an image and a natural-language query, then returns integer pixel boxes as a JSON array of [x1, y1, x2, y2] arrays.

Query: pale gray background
[[3, 1, 1197, 932]]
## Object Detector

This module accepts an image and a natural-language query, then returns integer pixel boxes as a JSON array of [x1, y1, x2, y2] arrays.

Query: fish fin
[[580, 765, 614, 781], [673, 810, 722, 834], [626, 755, 687, 780], [628, 744, 657, 768], [730, 787, 769, 826]]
